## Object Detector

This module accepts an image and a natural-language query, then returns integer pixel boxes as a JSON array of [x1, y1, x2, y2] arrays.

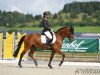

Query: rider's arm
[[43, 19, 51, 31]]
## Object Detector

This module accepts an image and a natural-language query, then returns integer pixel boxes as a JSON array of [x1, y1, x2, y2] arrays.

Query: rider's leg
[[44, 31, 52, 39], [44, 31, 52, 48]]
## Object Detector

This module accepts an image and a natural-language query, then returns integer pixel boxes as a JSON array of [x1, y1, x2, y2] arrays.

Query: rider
[[42, 11, 53, 48]]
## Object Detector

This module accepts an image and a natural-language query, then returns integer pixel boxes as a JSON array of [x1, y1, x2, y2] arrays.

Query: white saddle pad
[[41, 32, 56, 44]]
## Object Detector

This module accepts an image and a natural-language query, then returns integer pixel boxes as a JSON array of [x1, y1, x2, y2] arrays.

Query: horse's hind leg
[[29, 47, 38, 67], [48, 50, 55, 69], [18, 47, 29, 68]]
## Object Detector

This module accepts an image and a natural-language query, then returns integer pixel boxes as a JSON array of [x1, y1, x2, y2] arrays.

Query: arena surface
[[0, 60, 100, 75]]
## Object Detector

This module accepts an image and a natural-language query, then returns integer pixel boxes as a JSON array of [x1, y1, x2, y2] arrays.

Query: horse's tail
[[13, 35, 26, 57]]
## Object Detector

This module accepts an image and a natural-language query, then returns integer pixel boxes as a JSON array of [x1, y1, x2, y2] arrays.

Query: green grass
[[75, 26, 100, 33], [0, 26, 100, 33]]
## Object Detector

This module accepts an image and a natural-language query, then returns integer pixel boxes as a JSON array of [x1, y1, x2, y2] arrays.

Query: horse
[[13, 26, 74, 68]]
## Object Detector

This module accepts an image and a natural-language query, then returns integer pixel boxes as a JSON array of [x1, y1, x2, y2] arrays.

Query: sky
[[0, 0, 99, 16]]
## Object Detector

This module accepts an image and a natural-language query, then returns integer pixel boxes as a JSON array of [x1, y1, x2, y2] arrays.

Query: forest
[[0, 1, 100, 27]]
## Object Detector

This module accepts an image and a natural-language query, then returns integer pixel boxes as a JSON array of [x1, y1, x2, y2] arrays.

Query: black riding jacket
[[42, 18, 51, 32]]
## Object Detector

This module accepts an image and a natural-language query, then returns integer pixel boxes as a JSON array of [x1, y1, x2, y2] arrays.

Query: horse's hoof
[[35, 64, 38, 68], [59, 63, 62, 67], [34, 61, 38, 67], [59, 61, 63, 67], [50, 66, 53, 69], [18, 63, 22, 68], [19, 65, 22, 68], [48, 65, 53, 69]]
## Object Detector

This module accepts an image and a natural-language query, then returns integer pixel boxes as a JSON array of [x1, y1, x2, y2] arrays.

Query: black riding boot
[[44, 38, 51, 49]]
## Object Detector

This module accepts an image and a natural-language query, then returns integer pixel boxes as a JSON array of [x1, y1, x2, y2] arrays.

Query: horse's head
[[56, 26, 74, 43], [68, 26, 74, 42]]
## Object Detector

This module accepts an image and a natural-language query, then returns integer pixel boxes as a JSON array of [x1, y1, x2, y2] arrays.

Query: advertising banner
[[61, 38, 99, 53]]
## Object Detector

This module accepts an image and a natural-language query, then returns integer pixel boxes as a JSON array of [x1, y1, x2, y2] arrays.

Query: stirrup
[[45, 45, 50, 48]]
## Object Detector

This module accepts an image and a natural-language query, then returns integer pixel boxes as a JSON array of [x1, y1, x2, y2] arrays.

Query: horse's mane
[[56, 26, 74, 35], [56, 26, 69, 34]]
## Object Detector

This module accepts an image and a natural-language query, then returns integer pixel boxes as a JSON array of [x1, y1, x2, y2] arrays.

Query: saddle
[[41, 32, 56, 44]]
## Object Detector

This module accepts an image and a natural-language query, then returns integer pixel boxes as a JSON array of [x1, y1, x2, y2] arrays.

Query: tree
[[33, 15, 42, 20], [63, 4, 70, 12], [70, 12, 78, 18], [82, 13, 88, 21], [25, 13, 34, 22], [0, 10, 1, 14], [53, 13, 59, 19]]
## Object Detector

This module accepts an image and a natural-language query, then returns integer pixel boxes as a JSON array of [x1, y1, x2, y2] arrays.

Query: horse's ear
[[64, 25, 67, 27], [70, 25, 74, 35], [64, 24, 70, 27]]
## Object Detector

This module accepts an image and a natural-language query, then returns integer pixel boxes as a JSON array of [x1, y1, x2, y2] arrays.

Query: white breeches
[[44, 31, 52, 39]]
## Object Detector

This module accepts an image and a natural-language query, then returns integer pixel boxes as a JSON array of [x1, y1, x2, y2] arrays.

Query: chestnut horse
[[13, 26, 74, 68]]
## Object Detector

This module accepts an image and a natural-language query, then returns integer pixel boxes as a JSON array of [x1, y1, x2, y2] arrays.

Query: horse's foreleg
[[18, 49, 27, 68], [29, 47, 38, 67], [48, 51, 55, 69], [56, 50, 65, 67]]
